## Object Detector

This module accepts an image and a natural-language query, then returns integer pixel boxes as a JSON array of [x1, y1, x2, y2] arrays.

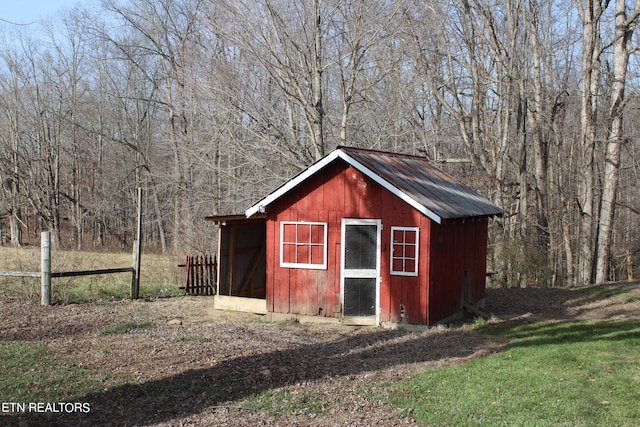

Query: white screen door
[[341, 219, 381, 325]]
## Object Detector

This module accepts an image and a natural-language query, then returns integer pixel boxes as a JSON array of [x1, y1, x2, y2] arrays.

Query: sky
[[1, 0, 84, 25]]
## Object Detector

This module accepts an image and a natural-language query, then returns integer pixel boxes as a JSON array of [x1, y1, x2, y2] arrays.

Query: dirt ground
[[2, 282, 639, 426]]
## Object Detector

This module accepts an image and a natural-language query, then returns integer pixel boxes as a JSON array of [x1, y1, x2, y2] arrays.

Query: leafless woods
[[1, 0, 639, 286]]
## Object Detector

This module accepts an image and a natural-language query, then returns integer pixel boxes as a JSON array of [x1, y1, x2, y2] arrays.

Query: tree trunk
[[10, 132, 22, 247], [595, 0, 639, 283], [9, 209, 22, 247], [528, 0, 551, 269], [310, 0, 324, 160], [577, 0, 603, 285], [154, 190, 168, 254]]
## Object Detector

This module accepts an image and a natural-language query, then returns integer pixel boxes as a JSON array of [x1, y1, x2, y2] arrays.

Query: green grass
[[391, 319, 640, 426], [568, 284, 640, 305], [179, 335, 209, 343], [244, 389, 326, 417], [0, 341, 123, 403], [98, 321, 154, 336], [0, 247, 185, 303]]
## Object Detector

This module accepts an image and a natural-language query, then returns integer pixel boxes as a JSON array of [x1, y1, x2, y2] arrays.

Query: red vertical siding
[[263, 159, 490, 325], [383, 207, 430, 325], [420, 217, 431, 324], [268, 164, 347, 317], [265, 212, 277, 313], [267, 162, 425, 320], [427, 217, 488, 324], [471, 218, 488, 303]]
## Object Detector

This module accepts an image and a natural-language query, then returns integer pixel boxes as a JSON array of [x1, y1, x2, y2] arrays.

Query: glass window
[[280, 222, 328, 269], [390, 227, 419, 276]]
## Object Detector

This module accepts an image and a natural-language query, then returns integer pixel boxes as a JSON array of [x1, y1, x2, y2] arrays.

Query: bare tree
[[0, 30, 67, 247], [595, 0, 640, 282], [2, 0, 640, 282], [219, 0, 333, 163], [328, 1, 405, 145], [101, 0, 210, 252], [576, 0, 605, 284], [0, 41, 25, 247]]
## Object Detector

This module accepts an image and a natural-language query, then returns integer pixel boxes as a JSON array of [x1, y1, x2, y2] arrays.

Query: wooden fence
[[182, 254, 216, 296], [0, 189, 143, 305], [0, 231, 140, 305]]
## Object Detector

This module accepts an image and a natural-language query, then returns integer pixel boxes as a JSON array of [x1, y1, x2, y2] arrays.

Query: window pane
[[311, 244, 324, 264], [282, 243, 296, 264], [311, 224, 324, 244], [405, 245, 416, 258], [405, 259, 416, 273], [405, 230, 416, 244], [283, 224, 296, 243], [297, 244, 310, 264], [298, 224, 311, 245]]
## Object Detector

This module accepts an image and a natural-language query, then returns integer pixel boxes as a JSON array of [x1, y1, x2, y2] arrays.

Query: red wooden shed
[[213, 147, 502, 326]]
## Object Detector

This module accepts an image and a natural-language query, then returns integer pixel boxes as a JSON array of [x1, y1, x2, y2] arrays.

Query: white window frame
[[280, 221, 328, 269], [390, 226, 419, 276]]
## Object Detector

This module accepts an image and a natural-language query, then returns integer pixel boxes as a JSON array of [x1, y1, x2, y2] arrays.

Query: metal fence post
[[131, 188, 142, 299], [41, 232, 51, 306]]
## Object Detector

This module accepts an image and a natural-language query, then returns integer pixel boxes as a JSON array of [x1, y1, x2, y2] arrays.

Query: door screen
[[342, 220, 380, 319]]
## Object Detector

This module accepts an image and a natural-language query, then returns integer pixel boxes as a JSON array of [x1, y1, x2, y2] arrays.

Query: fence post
[[131, 188, 143, 299], [41, 232, 51, 306]]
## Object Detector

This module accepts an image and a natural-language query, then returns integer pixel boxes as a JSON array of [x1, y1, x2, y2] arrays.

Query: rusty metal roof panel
[[341, 147, 503, 220], [246, 147, 503, 222]]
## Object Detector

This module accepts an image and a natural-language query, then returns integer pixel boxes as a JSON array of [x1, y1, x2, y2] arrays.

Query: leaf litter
[[1, 282, 639, 426]]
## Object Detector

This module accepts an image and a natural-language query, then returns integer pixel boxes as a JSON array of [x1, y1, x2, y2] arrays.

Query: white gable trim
[[336, 151, 442, 223], [245, 148, 442, 223], [245, 150, 341, 218]]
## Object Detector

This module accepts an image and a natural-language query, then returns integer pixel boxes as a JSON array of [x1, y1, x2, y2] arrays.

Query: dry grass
[[0, 246, 184, 303]]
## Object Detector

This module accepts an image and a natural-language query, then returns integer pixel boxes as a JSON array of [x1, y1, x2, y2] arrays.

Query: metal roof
[[245, 147, 503, 223], [205, 213, 266, 223]]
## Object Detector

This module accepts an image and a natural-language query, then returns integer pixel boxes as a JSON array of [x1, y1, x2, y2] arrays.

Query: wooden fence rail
[[1, 189, 143, 306], [182, 254, 216, 296], [0, 271, 42, 278], [52, 267, 134, 278]]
